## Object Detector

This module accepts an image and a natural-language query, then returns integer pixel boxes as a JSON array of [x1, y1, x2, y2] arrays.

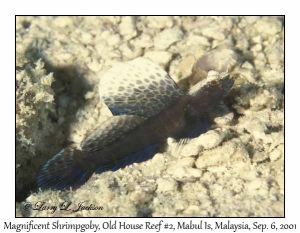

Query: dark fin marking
[[186, 118, 210, 139], [171, 105, 210, 140], [99, 58, 184, 117], [81, 115, 146, 152], [95, 144, 157, 174], [172, 118, 210, 156], [37, 148, 93, 191]]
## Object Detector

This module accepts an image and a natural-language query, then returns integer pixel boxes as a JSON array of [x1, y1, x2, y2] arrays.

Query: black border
[[15, 15, 285, 219]]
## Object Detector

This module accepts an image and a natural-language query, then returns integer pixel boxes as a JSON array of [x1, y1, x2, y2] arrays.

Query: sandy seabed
[[16, 16, 284, 217]]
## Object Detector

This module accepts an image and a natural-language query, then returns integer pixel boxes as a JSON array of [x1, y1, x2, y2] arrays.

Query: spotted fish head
[[187, 72, 234, 114]]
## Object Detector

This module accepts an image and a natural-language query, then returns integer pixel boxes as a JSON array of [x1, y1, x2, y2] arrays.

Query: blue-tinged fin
[[37, 148, 93, 191], [186, 118, 210, 139], [95, 144, 157, 174], [81, 115, 146, 152], [37, 115, 147, 190], [172, 105, 211, 141], [99, 58, 184, 118], [171, 115, 210, 156]]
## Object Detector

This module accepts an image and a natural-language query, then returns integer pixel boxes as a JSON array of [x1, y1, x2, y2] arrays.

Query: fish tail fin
[[37, 148, 94, 191]]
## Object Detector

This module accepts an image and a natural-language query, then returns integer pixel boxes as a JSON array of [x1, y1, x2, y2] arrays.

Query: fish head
[[187, 72, 234, 114]]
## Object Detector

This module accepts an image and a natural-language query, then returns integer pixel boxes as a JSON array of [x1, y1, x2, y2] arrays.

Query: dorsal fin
[[80, 115, 146, 152], [99, 57, 184, 118]]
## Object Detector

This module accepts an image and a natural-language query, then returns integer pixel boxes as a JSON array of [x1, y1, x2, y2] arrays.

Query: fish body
[[83, 96, 187, 169], [37, 58, 234, 190]]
